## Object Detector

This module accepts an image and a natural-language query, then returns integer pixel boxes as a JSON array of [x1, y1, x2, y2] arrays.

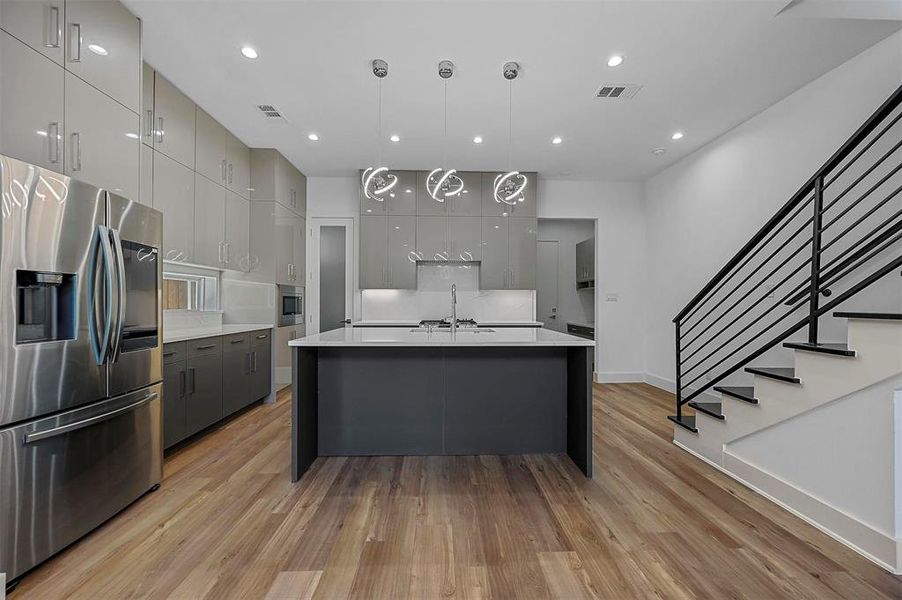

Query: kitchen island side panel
[[292, 346, 318, 482]]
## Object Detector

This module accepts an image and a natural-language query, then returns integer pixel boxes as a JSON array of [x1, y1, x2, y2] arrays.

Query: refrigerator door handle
[[88, 225, 114, 365], [23, 392, 158, 444], [109, 226, 127, 362]]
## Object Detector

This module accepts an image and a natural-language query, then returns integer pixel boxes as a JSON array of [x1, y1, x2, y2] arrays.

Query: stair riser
[[847, 319, 902, 371], [674, 422, 723, 465]]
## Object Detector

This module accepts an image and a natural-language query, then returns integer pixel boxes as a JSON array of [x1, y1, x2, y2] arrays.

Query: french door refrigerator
[[0, 154, 164, 585]]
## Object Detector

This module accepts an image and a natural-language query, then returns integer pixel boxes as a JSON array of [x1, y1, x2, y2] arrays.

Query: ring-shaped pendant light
[[494, 61, 528, 207], [362, 59, 397, 202], [426, 60, 465, 203]]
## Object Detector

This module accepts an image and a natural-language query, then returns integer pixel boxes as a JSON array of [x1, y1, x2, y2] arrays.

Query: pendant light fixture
[[426, 60, 465, 202], [494, 61, 528, 207], [361, 59, 398, 201]]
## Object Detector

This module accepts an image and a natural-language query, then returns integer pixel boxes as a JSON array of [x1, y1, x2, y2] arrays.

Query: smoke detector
[[595, 84, 642, 100], [257, 104, 283, 118]]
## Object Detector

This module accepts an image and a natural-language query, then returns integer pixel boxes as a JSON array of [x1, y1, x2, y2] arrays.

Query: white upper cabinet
[[65, 0, 140, 113], [251, 149, 306, 213], [0, 0, 64, 65], [141, 62, 154, 146], [195, 106, 228, 185], [139, 143, 152, 207], [225, 191, 250, 271], [226, 131, 250, 199], [482, 172, 537, 217], [0, 30, 64, 170], [153, 151, 195, 263], [193, 173, 226, 268], [153, 73, 195, 169], [64, 71, 139, 200]]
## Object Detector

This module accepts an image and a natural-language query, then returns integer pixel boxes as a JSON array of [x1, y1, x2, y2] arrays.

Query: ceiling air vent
[[595, 84, 642, 100], [257, 104, 283, 118]]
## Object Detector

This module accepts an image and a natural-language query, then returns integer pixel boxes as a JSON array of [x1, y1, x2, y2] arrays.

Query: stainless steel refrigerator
[[0, 154, 164, 585]]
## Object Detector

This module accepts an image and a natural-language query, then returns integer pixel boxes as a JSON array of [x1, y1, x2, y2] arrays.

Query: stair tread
[[668, 415, 698, 433], [833, 311, 902, 321], [714, 386, 759, 404], [745, 366, 801, 384], [783, 342, 856, 356], [688, 401, 725, 420]]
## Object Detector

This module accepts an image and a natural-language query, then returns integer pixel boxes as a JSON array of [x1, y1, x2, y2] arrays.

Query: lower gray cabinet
[[162, 357, 187, 448], [222, 334, 251, 416], [186, 352, 223, 434], [251, 330, 272, 401]]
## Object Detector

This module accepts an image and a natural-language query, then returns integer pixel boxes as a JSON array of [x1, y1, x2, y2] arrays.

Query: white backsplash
[[163, 310, 223, 333], [221, 278, 277, 325], [360, 263, 535, 322]]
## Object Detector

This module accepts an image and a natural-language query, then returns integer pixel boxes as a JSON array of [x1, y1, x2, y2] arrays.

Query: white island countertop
[[163, 324, 273, 344], [289, 326, 594, 347]]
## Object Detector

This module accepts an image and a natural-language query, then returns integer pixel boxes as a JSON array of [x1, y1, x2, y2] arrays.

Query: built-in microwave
[[278, 285, 305, 326]]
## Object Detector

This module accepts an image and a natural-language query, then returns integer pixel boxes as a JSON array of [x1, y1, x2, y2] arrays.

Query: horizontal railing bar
[[785, 219, 902, 305], [673, 85, 902, 324], [821, 197, 902, 257], [680, 269, 813, 376], [679, 195, 815, 331], [680, 237, 814, 352], [822, 138, 902, 213], [820, 168, 902, 236], [823, 109, 902, 191], [679, 253, 902, 404], [817, 229, 902, 295]]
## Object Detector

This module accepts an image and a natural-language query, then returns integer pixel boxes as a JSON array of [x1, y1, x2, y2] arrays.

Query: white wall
[[643, 31, 902, 386], [536, 180, 647, 381]]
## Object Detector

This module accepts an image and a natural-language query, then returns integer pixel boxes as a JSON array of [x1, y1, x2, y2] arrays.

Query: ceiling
[[125, 0, 901, 181]]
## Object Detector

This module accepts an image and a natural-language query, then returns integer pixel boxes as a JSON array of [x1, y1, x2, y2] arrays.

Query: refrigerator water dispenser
[[16, 270, 76, 344]]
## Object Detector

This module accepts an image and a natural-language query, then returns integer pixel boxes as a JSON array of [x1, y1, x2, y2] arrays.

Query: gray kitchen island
[[289, 327, 595, 481]]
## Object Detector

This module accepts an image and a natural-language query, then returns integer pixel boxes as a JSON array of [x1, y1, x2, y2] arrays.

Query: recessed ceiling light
[[607, 55, 623, 67], [473, 136, 483, 144], [240, 45, 258, 59], [88, 44, 108, 56], [671, 131, 684, 140], [651, 147, 666, 156], [389, 134, 400, 142], [551, 136, 563, 145], [307, 133, 319, 141]]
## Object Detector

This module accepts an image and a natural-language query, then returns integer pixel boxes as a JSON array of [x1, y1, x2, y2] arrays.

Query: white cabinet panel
[[64, 72, 139, 200], [153, 73, 195, 169], [195, 106, 227, 185], [481, 217, 509, 290], [508, 217, 537, 290], [139, 143, 152, 206], [226, 131, 250, 199], [65, 0, 140, 113], [416, 216, 449, 261], [450, 216, 482, 262], [387, 216, 416, 289], [0, 31, 64, 170], [153, 151, 195, 262], [193, 173, 226, 268], [448, 171, 481, 216], [274, 202, 296, 285], [360, 215, 388, 289], [0, 0, 64, 65], [141, 61, 154, 146], [226, 190, 250, 271]]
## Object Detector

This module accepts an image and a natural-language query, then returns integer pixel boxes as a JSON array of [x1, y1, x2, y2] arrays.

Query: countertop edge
[[163, 324, 274, 344]]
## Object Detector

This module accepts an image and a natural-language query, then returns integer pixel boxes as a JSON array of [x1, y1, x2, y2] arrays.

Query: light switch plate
[[605, 293, 619, 302]]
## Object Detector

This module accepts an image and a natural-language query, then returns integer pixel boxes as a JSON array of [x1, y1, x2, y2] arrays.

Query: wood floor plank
[[11, 383, 902, 600]]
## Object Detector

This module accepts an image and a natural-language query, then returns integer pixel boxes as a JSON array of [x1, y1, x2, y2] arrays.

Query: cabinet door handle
[[48, 122, 60, 164], [189, 367, 196, 394], [511, 270, 515, 288], [256, 334, 268, 340], [144, 110, 153, 138], [180, 369, 186, 395], [217, 241, 223, 263], [389, 267, 393, 287], [228, 162, 233, 184], [221, 159, 227, 182], [195, 344, 215, 350], [230, 339, 244, 345], [163, 351, 176, 358], [45, 6, 61, 48], [157, 117, 164, 144], [67, 22, 81, 62], [252, 350, 258, 373], [70, 132, 81, 171], [226, 242, 231, 264]]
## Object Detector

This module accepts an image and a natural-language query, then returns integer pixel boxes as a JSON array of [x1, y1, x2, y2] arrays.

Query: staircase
[[667, 84, 902, 571]]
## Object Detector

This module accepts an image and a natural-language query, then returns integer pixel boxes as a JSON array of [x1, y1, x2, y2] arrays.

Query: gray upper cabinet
[[415, 170, 447, 216], [193, 173, 226, 268], [226, 131, 250, 199], [481, 217, 509, 290], [448, 171, 482, 216], [360, 215, 417, 289], [0, 30, 64, 170], [153, 151, 195, 262], [360, 215, 389, 289], [195, 106, 228, 185], [274, 202, 297, 285], [153, 73, 195, 169], [251, 148, 305, 214], [141, 62, 154, 146], [450, 216, 482, 262], [482, 172, 537, 217], [416, 216, 449, 261], [361, 170, 417, 216], [508, 217, 537, 290], [387, 216, 417, 289], [0, 0, 65, 65], [64, 71, 140, 200], [65, 0, 140, 113], [225, 191, 250, 272], [575, 237, 595, 285], [139, 143, 153, 206]]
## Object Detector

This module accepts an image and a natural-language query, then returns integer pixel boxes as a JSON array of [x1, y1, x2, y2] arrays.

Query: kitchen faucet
[[450, 283, 457, 333]]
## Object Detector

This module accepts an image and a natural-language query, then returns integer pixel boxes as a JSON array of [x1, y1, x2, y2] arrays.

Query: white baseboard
[[673, 439, 901, 574], [645, 372, 721, 404], [595, 371, 645, 383]]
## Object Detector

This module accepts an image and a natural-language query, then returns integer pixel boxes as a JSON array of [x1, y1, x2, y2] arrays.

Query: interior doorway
[[308, 218, 354, 335], [536, 219, 596, 341], [537, 241, 560, 331]]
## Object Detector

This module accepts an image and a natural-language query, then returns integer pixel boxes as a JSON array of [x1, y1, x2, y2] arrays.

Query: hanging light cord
[[376, 77, 383, 166], [443, 79, 448, 170], [508, 79, 513, 171]]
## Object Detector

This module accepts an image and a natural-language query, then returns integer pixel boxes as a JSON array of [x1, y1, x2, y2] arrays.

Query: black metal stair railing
[[671, 85, 902, 424]]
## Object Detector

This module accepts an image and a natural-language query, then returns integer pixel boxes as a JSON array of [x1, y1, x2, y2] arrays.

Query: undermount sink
[[408, 327, 496, 333]]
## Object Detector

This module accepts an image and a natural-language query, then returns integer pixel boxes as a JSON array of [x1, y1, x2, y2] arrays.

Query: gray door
[[0, 155, 107, 427], [320, 226, 347, 332], [537, 241, 561, 331]]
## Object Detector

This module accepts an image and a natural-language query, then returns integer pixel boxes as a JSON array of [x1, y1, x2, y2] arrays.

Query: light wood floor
[[14, 383, 902, 599]]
